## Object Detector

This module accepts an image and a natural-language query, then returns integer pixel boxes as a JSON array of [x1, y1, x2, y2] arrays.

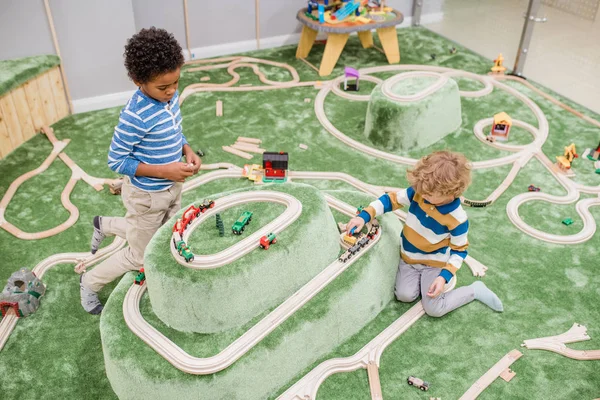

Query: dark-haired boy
[[80, 27, 201, 314]]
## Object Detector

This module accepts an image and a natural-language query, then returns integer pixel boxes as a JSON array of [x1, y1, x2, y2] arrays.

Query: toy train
[[338, 221, 379, 263], [232, 211, 253, 235], [173, 199, 215, 236], [172, 238, 195, 262], [134, 268, 146, 285], [259, 232, 277, 250]]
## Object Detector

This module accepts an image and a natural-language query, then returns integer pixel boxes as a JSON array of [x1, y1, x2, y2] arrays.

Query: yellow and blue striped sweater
[[357, 187, 469, 283]]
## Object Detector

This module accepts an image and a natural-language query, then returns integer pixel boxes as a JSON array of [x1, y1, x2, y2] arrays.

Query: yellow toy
[[242, 164, 263, 182], [556, 143, 578, 170], [491, 53, 507, 74]]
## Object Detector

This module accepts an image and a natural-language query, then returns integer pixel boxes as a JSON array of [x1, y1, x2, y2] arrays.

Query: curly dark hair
[[124, 27, 184, 84]]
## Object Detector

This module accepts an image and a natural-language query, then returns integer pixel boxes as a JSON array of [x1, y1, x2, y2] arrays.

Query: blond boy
[[346, 151, 503, 317]]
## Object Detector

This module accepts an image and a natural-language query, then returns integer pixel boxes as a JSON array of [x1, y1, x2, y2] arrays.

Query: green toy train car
[[174, 239, 195, 262], [134, 268, 146, 285], [232, 211, 253, 235]]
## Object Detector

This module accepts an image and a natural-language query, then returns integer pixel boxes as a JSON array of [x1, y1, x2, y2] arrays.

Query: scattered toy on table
[[134, 268, 146, 285], [299, 143, 308, 150], [259, 233, 277, 249], [485, 135, 496, 143], [215, 213, 224, 237], [556, 143, 578, 171], [450, 46, 457, 54], [216, 100, 223, 117], [196, 149, 205, 157], [562, 218, 574, 226], [527, 185, 541, 192], [356, 205, 364, 215], [0, 268, 46, 318], [344, 67, 359, 91], [491, 53, 507, 74], [263, 151, 289, 183], [407, 376, 430, 391], [232, 211, 253, 235], [491, 112, 512, 141], [595, 160, 600, 174]]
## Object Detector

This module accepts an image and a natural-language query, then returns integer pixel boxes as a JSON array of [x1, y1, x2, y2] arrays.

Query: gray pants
[[82, 177, 182, 292], [395, 259, 474, 317]]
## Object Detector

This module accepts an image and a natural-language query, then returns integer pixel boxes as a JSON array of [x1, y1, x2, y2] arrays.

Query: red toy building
[[263, 152, 289, 181]]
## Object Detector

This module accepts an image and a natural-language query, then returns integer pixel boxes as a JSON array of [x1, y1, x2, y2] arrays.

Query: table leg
[[296, 26, 319, 58], [357, 31, 374, 49], [319, 33, 349, 76], [376, 27, 400, 64]]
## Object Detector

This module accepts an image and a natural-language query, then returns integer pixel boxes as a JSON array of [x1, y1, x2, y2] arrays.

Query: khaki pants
[[82, 177, 182, 292]]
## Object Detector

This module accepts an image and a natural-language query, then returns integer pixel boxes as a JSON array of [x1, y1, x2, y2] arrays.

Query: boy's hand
[[427, 276, 446, 298], [162, 162, 195, 182], [346, 217, 365, 235], [183, 147, 202, 174]]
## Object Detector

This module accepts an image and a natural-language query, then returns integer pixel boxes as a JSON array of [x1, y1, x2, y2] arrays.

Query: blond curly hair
[[407, 151, 472, 198]]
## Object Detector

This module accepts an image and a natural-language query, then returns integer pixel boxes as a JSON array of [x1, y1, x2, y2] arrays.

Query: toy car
[[260, 233, 277, 250], [232, 211, 253, 235], [528, 185, 541, 192], [134, 268, 146, 285], [485, 135, 496, 143], [562, 218, 574, 226], [407, 376, 430, 391]]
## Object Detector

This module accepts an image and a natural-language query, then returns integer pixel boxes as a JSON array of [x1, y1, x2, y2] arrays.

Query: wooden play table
[[295, 8, 404, 76]]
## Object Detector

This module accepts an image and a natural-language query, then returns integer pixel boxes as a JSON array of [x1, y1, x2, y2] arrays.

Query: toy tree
[[215, 213, 224, 237]]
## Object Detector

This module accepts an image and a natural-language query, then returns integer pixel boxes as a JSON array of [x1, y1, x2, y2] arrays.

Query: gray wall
[[0, 0, 444, 106], [50, 0, 137, 100], [0, 2, 55, 59]]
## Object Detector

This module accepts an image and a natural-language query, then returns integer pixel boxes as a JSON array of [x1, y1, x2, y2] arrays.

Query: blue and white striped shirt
[[107, 89, 188, 191]]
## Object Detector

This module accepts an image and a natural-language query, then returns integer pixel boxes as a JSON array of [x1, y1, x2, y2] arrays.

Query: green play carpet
[[0, 55, 61, 96], [1, 27, 599, 399]]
